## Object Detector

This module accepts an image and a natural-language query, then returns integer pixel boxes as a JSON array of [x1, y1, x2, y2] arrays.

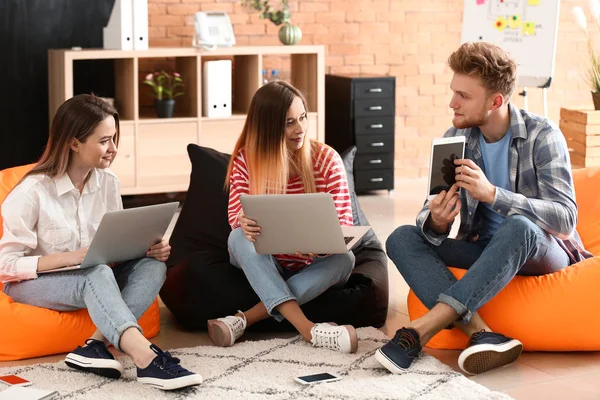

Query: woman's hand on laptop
[[239, 210, 261, 242], [71, 247, 88, 265], [36, 247, 88, 272], [147, 239, 171, 262]]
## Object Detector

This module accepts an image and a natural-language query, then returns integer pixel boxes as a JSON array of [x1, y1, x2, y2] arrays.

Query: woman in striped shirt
[[207, 81, 359, 353]]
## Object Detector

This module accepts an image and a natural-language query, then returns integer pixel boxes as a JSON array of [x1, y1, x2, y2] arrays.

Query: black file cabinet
[[325, 74, 395, 193]]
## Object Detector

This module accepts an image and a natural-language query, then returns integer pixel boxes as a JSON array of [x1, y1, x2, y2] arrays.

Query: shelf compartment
[[199, 55, 260, 117], [136, 121, 197, 187], [72, 58, 136, 120], [138, 56, 199, 119], [291, 53, 321, 113], [199, 118, 246, 154]]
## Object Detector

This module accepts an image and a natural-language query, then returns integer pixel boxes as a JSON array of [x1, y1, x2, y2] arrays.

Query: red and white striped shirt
[[228, 142, 353, 270]]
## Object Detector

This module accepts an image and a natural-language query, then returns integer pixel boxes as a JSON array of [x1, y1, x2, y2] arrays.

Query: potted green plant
[[143, 71, 185, 118], [242, 0, 302, 45], [573, 2, 600, 110]]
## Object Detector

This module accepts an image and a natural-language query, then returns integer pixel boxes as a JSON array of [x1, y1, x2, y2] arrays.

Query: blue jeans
[[3, 258, 166, 351], [228, 227, 355, 322], [386, 215, 570, 323]]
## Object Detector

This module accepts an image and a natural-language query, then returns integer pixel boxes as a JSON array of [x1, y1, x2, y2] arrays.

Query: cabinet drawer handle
[[369, 106, 383, 111], [368, 88, 383, 93], [370, 177, 384, 182], [370, 124, 383, 129], [370, 142, 385, 147], [369, 159, 382, 164]]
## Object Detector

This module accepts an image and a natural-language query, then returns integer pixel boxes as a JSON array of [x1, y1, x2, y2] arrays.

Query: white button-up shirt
[[0, 168, 122, 283]]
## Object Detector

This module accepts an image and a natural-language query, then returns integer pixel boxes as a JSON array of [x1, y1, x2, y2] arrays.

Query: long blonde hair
[[226, 81, 316, 194], [23, 94, 120, 180]]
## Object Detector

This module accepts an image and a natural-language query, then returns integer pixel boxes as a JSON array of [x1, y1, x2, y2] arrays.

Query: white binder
[[202, 60, 232, 118], [103, 0, 133, 50], [132, 0, 149, 50], [103, 0, 149, 50]]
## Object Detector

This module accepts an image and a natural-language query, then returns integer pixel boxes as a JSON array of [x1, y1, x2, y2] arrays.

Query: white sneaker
[[207, 311, 247, 347], [310, 323, 358, 353]]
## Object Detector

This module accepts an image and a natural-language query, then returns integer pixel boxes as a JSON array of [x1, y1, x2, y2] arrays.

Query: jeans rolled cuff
[[437, 293, 473, 323], [114, 322, 142, 352], [266, 295, 297, 322]]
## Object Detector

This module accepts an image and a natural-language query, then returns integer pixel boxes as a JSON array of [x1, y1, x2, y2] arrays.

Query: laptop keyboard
[[344, 236, 354, 244]]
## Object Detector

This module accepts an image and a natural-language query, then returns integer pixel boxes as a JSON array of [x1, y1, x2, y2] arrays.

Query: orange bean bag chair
[[407, 167, 600, 351], [0, 164, 161, 361]]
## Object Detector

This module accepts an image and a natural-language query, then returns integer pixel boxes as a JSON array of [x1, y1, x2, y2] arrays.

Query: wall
[[148, 0, 592, 178], [0, 0, 114, 170]]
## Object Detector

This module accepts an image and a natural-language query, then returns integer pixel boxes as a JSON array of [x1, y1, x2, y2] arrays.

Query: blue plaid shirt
[[417, 103, 593, 264]]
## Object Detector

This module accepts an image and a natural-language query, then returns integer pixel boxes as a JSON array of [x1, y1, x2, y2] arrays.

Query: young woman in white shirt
[[0, 94, 202, 391]]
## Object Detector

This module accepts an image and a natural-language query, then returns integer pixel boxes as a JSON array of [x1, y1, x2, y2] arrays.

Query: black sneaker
[[458, 331, 523, 375], [375, 327, 422, 373], [65, 339, 124, 379], [137, 344, 203, 390]]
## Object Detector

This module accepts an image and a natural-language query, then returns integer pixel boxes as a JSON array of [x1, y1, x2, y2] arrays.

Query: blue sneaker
[[137, 344, 202, 390], [458, 331, 523, 375], [65, 339, 124, 379], [375, 327, 422, 373]]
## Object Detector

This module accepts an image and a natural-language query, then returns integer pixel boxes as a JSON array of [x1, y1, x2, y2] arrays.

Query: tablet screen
[[429, 142, 464, 197]]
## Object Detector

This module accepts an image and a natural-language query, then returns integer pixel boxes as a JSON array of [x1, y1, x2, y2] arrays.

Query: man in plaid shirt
[[375, 42, 593, 376]]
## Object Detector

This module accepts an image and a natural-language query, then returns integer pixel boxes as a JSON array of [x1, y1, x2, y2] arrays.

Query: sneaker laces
[[392, 328, 419, 350], [310, 324, 343, 350], [149, 344, 188, 376], [468, 330, 487, 346], [84, 339, 114, 359], [223, 310, 247, 340]]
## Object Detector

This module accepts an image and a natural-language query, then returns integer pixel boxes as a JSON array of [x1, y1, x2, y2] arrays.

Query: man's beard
[[452, 112, 488, 129], [452, 101, 492, 129]]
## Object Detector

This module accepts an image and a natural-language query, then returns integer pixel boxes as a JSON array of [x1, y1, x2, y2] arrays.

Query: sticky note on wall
[[494, 16, 508, 32], [527, 0, 540, 5], [477, 0, 485, 5], [522, 22, 535, 35], [509, 15, 522, 29]]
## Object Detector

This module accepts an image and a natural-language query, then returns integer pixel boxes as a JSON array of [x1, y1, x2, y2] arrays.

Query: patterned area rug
[[0, 327, 512, 399]]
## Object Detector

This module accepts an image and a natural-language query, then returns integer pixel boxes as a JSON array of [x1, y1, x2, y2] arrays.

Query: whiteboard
[[461, 0, 560, 88]]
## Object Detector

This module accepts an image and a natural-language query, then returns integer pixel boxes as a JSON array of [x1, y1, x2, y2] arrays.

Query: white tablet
[[427, 136, 466, 200]]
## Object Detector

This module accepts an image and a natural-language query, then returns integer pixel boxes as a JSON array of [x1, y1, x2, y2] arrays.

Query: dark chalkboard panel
[[0, 0, 116, 170]]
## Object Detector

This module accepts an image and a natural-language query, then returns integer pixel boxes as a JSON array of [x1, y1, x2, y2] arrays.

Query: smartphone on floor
[[294, 372, 342, 385]]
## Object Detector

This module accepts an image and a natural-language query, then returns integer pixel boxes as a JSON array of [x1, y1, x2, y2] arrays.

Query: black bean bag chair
[[160, 144, 388, 331]]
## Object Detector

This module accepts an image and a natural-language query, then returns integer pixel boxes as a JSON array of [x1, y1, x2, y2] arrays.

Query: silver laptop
[[39, 202, 179, 273], [239, 193, 371, 255]]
